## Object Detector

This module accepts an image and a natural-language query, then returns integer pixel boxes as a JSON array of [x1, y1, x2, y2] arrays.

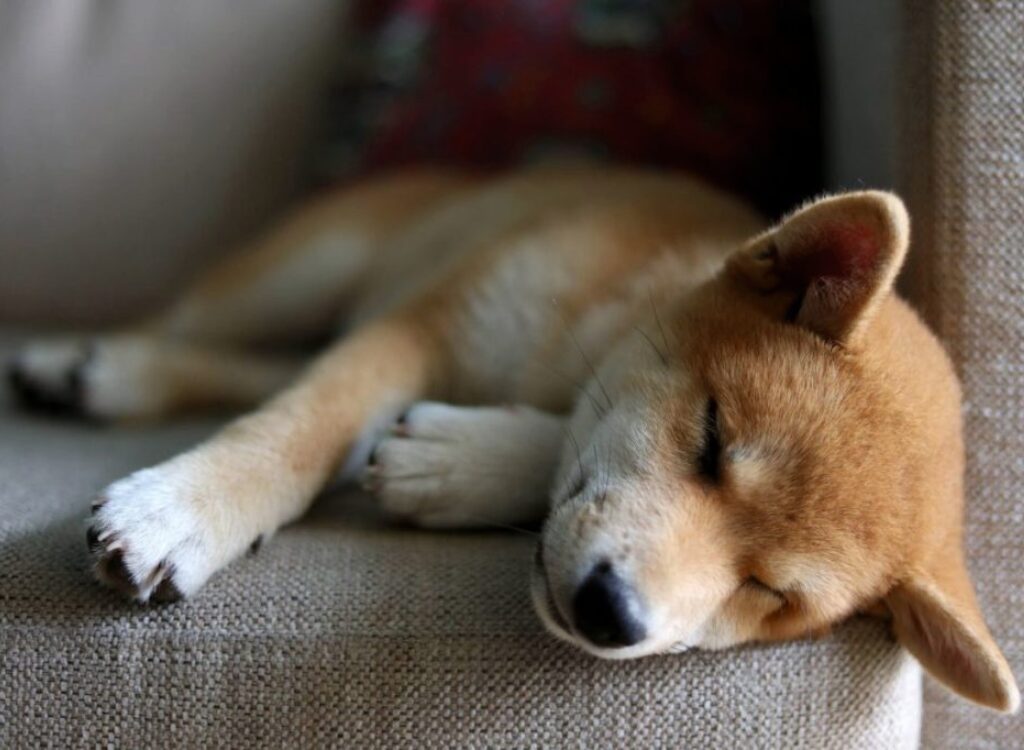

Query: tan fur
[[12, 167, 1016, 712]]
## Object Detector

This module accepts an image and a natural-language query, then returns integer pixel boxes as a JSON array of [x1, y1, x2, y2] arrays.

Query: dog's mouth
[[530, 540, 695, 658], [530, 542, 574, 642]]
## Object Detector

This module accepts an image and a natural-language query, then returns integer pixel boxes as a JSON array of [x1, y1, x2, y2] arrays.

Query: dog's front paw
[[363, 402, 558, 529], [87, 459, 221, 603]]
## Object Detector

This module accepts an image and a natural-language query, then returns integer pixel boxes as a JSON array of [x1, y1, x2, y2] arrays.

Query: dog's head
[[533, 191, 1020, 712]]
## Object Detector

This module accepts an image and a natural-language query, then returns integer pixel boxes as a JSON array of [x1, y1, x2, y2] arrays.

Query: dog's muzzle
[[532, 542, 647, 650]]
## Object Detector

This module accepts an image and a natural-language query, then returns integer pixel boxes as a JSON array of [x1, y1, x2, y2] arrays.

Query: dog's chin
[[529, 566, 684, 660]]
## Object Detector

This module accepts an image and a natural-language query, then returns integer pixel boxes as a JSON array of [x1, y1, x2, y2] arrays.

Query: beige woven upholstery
[[898, 1, 1024, 747], [0, 368, 922, 748], [4, 0, 1022, 745]]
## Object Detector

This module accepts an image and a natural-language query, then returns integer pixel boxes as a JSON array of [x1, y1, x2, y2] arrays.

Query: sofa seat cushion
[[0, 338, 921, 748]]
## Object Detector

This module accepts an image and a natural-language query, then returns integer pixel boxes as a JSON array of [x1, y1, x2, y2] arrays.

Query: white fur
[[12, 337, 167, 419], [536, 331, 752, 659], [93, 456, 221, 601], [90, 426, 316, 601], [452, 238, 580, 401], [366, 402, 565, 528], [12, 338, 88, 397], [81, 338, 172, 419]]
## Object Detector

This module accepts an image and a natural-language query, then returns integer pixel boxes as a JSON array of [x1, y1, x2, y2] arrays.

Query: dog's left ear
[[885, 559, 1020, 713], [729, 191, 910, 345]]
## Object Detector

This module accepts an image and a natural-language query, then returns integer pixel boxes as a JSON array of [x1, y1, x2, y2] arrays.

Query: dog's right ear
[[728, 191, 909, 346], [885, 559, 1020, 713]]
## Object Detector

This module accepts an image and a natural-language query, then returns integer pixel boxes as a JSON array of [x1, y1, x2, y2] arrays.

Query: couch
[[0, 1, 1019, 747]]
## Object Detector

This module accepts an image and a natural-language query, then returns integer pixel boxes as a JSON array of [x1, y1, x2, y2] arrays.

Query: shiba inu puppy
[[9, 167, 1019, 712]]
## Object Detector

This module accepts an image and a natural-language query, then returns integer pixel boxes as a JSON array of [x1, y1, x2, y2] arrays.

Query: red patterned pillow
[[320, 0, 822, 215]]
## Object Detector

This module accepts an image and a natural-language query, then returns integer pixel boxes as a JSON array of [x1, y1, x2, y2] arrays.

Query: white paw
[[363, 401, 562, 529], [87, 455, 256, 602], [9, 336, 168, 420]]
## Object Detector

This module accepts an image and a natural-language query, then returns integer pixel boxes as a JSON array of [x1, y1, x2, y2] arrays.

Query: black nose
[[572, 561, 647, 648]]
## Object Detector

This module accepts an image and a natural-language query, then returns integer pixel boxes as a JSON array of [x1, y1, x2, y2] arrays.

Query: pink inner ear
[[783, 221, 881, 284]]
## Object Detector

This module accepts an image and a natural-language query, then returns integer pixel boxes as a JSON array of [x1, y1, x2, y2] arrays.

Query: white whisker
[[550, 297, 613, 412]]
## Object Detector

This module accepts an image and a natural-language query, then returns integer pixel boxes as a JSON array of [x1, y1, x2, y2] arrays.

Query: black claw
[[6, 345, 94, 417], [86, 526, 101, 552], [99, 549, 135, 594], [7, 370, 66, 413], [151, 570, 182, 604], [66, 365, 83, 408], [7, 361, 45, 409], [248, 535, 264, 556], [6, 360, 24, 391], [65, 342, 95, 415], [394, 409, 412, 436]]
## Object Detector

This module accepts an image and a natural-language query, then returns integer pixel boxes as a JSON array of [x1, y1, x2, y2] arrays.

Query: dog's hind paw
[[7, 339, 94, 415], [8, 337, 167, 421]]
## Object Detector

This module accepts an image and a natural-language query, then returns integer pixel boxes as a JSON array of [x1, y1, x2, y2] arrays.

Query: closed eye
[[697, 398, 722, 482], [557, 466, 588, 504], [745, 576, 786, 602]]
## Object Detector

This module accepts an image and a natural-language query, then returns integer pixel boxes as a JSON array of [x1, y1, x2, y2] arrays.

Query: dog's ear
[[729, 191, 910, 345], [885, 558, 1019, 713]]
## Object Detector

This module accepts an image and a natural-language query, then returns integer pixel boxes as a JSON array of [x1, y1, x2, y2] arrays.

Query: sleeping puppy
[[8, 167, 1019, 712]]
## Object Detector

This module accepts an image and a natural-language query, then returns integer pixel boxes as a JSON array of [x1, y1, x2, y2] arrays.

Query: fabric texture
[[0, 2, 975, 745], [0, 335, 923, 749], [898, 1, 1024, 747]]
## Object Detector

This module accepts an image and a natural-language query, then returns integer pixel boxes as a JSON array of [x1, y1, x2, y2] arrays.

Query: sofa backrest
[[0, 1, 346, 325]]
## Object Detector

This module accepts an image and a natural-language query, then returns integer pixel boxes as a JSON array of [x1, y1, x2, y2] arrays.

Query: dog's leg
[[364, 401, 566, 528], [9, 172, 469, 419], [87, 316, 444, 602], [7, 336, 303, 420], [7, 210, 365, 418]]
